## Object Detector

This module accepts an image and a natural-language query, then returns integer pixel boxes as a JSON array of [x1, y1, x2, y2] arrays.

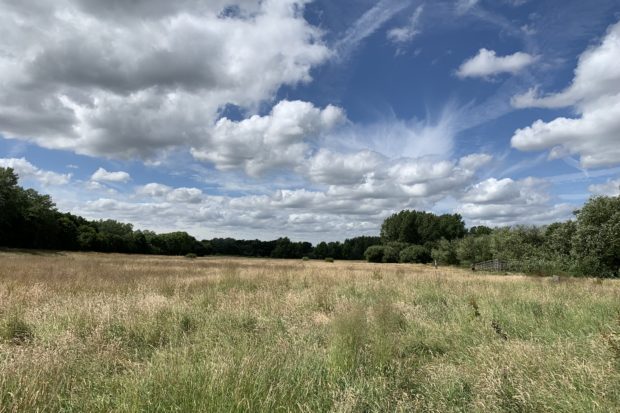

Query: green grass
[[0, 251, 619, 412]]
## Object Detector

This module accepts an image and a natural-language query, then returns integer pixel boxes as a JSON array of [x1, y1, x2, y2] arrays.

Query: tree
[[342, 236, 381, 260], [438, 214, 467, 240], [571, 196, 620, 277], [314, 241, 329, 259], [469, 225, 493, 236], [456, 234, 492, 265], [364, 245, 385, 263], [381, 210, 466, 245], [271, 237, 295, 258], [431, 239, 459, 265], [0, 168, 20, 236]]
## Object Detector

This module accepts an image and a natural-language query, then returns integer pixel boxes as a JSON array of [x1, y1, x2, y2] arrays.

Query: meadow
[[0, 251, 619, 412]]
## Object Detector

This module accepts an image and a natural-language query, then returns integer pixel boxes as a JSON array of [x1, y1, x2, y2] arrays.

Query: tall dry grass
[[0, 251, 619, 412]]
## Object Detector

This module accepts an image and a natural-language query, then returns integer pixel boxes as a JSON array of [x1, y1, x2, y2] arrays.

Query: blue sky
[[1, 0, 620, 242]]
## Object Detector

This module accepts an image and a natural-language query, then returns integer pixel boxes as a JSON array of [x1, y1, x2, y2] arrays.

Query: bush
[[431, 239, 459, 265], [324, 257, 334, 263], [185, 253, 197, 259], [364, 245, 384, 263], [399, 245, 432, 263], [382, 246, 399, 263], [302, 256, 309, 261]]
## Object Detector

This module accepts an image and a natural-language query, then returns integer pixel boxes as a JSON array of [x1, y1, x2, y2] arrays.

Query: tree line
[[1, 167, 618, 277], [364, 197, 620, 278], [0, 167, 377, 259]]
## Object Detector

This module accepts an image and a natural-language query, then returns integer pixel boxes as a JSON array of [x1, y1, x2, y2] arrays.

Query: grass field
[[0, 251, 619, 412]]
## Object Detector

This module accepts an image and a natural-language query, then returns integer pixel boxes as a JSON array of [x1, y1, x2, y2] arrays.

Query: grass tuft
[[1, 314, 34, 344]]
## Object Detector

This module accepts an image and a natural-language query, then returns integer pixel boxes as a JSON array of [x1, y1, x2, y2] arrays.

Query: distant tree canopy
[[0, 167, 381, 260], [380, 210, 466, 245], [0, 167, 204, 256], [2, 166, 619, 277], [363, 200, 620, 278]]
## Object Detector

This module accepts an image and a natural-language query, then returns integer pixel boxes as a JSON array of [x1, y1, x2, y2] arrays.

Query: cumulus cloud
[[58, 152, 493, 242], [191, 100, 346, 176], [0, 0, 330, 158], [457, 48, 537, 79], [387, 5, 424, 45], [316, 153, 491, 201], [136, 182, 203, 203], [0, 157, 71, 186], [589, 178, 620, 196], [306, 149, 386, 185], [91, 167, 131, 183], [511, 20, 620, 168], [458, 177, 573, 226]]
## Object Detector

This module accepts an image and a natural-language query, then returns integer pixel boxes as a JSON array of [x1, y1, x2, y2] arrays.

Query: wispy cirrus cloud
[[334, 0, 411, 58], [387, 5, 424, 49]]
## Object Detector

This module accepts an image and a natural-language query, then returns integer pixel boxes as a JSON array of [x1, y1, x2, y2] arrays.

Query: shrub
[[302, 256, 309, 261], [431, 238, 459, 265], [324, 257, 334, 263], [400, 245, 432, 263], [185, 253, 197, 259], [364, 245, 385, 263], [382, 246, 399, 263]]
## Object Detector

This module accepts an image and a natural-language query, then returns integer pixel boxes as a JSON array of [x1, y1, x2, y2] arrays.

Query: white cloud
[[0, 157, 71, 186], [318, 153, 491, 201], [457, 48, 537, 79], [333, 104, 460, 161], [335, 0, 409, 58], [306, 149, 386, 185], [387, 5, 424, 45], [455, 0, 479, 14], [191, 100, 346, 176], [458, 177, 573, 226], [91, 167, 131, 183], [511, 20, 620, 168], [458, 153, 493, 170], [0, 1, 330, 158], [166, 188, 203, 204], [55, 151, 493, 242], [589, 178, 620, 196], [136, 182, 203, 203], [461, 177, 527, 204], [136, 183, 172, 198]]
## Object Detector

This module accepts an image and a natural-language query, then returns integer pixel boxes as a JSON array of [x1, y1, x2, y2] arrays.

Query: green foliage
[[2, 164, 620, 277], [381, 210, 465, 244], [456, 234, 493, 265], [571, 196, 620, 277], [432, 238, 459, 265], [270, 237, 313, 259], [399, 244, 432, 263], [469, 225, 493, 236], [364, 245, 385, 263], [382, 246, 400, 263]]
